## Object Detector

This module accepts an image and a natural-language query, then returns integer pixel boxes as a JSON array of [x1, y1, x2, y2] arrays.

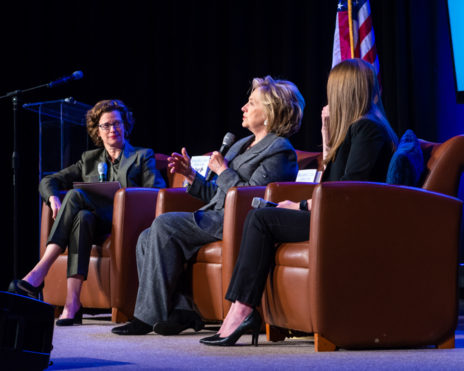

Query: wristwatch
[[299, 199, 309, 211]]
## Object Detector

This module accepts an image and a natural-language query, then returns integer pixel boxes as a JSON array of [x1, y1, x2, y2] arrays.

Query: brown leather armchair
[[155, 186, 266, 321], [262, 135, 464, 351], [155, 150, 320, 321], [40, 154, 169, 323]]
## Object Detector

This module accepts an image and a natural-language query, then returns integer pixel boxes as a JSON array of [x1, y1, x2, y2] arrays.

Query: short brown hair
[[86, 99, 135, 147], [251, 76, 305, 138]]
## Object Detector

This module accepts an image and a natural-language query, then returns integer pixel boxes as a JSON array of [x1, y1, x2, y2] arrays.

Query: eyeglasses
[[98, 121, 123, 131]]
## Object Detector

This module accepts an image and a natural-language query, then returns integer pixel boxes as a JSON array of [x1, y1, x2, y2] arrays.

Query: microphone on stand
[[48, 71, 84, 88], [98, 162, 107, 182], [205, 132, 236, 181]]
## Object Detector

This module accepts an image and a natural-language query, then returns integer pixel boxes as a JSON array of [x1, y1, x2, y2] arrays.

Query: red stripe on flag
[[338, 12, 352, 60], [363, 45, 376, 64], [358, 16, 372, 40]]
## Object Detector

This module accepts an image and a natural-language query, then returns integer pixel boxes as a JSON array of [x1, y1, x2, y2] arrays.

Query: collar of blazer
[[115, 141, 137, 188], [225, 132, 278, 169]]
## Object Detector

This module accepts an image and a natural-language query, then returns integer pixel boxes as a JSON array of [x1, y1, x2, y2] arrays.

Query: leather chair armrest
[[40, 190, 67, 257], [110, 187, 160, 310], [40, 202, 54, 257], [264, 182, 318, 203], [221, 186, 266, 312], [155, 188, 205, 216], [309, 181, 462, 347]]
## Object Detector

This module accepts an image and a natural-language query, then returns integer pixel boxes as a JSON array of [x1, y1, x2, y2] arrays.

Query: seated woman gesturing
[[200, 59, 398, 346], [111, 76, 306, 336]]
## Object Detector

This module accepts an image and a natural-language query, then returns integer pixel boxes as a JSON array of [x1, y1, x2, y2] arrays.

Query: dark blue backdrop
[[0, 0, 462, 287]]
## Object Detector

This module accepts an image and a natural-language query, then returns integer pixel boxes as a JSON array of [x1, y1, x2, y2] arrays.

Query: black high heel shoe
[[56, 306, 83, 326], [200, 309, 262, 346], [8, 279, 44, 300]]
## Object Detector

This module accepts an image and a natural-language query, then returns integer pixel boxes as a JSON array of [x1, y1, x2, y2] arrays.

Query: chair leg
[[54, 306, 63, 319], [437, 334, 455, 349], [112, 308, 129, 323], [266, 323, 289, 342], [314, 333, 337, 352]]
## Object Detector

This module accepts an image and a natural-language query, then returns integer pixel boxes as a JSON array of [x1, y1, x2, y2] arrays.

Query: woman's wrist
[[215, 165, 228, 176], [299, 199, 309, 211], [185, 168, 196, 184]]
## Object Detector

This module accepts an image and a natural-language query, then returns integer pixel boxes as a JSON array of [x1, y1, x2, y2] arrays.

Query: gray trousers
[[133, 212, 219, 325], [47, 189, 113, 279]]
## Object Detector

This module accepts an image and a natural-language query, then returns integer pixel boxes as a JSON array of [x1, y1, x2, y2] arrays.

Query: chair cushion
[[386, 129, 425, 186], [275, 241, 310, 268]]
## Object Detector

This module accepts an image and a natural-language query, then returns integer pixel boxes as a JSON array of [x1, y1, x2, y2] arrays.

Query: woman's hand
[[168, 147, 196, 184], [208, 151, 228, 177], [321, 105, 331, 161], [276, 199, 312, 211], [49, 195, 62, 220], [276, 200, 299, 210]]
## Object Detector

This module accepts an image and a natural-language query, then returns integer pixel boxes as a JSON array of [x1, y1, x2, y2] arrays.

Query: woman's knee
[[150, 212, 179, 235], [246, 207, 274, 233], [63, 188, 86, 203], [73, 209, 96, 227]]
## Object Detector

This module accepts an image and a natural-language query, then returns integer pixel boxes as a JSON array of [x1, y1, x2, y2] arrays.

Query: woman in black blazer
[[9, 100, 165, 325], [200, 59, 399, 346]]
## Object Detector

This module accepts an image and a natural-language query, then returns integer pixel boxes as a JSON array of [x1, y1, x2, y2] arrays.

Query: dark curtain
[[0, 0, 462, 287]]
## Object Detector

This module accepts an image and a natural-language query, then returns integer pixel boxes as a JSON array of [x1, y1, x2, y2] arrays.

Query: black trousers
[[225, 207, 311, 307], [47, 189, 113, 279]]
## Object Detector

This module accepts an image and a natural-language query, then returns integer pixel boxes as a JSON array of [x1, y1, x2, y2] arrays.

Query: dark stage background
[[1, 0, 463, 288]]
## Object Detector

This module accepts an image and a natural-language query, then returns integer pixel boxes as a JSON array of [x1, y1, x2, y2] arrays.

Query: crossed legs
[[219, 207, 310, 337], [23, 189, 111, 320]]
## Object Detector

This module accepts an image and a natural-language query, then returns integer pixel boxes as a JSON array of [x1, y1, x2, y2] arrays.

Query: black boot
[[153, 309, 204, 335]]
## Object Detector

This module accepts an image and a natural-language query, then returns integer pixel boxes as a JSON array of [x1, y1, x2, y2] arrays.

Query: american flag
[[332, 0, 380, 80]]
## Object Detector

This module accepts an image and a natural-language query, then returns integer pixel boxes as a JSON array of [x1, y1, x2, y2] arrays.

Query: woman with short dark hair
[[9, 99, 166, 325]]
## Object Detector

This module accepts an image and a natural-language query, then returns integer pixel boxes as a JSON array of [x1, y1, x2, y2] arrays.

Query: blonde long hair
[[324, 59, 396, 165]]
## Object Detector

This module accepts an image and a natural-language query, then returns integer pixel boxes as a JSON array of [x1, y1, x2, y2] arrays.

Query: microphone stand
[[0, 82, 53, 280]]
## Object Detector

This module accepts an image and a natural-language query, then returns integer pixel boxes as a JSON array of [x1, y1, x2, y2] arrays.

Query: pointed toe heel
[[8, 279, 44, 300], [199, 309, 262, 347], [56, 307, 83, 326]]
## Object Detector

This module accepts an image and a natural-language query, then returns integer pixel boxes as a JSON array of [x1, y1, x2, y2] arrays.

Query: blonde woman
[[200, 59, 398, 347], [112, 76, 305, 336]]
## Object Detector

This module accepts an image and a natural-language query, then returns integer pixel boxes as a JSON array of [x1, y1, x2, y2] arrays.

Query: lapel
[[227, 133, 277, 170], [117, 142, 137, 188]]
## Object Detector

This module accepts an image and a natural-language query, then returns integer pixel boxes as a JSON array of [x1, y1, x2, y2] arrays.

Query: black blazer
[[322, 118, 396, 182], [39, 142, 166, 204]]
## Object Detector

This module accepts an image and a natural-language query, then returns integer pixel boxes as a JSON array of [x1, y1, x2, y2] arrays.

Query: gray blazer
[[39, 142, 166, 204], [187, 133, 298, 238]]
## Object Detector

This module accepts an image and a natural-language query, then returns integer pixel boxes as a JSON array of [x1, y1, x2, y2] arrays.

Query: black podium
[[23, 98, 92, 243], [23, 97, 92, 180]]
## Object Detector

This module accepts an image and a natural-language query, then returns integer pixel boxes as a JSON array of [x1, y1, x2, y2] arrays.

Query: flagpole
[[347, 0, 355, 58]]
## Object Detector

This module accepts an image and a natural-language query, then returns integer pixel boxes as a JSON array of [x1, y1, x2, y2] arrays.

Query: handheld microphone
[[48, 71, 84, 88], [205, 132, 236, 181], [98, 162, 107, 182], [251, 197, 278, 209]]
